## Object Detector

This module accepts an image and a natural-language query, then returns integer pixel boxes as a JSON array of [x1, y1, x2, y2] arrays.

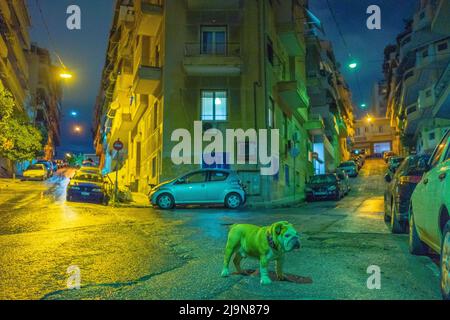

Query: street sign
[[113, 140, 124, 151]]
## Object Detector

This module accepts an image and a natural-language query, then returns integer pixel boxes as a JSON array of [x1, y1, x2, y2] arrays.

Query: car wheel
[[409, 212, 427, 255], [157, 193, 175, 210], [391, 202, 405, 234], [440, 221, 450, 300], [225, 193, 242, 209]]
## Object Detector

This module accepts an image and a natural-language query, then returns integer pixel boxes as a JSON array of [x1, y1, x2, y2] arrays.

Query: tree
[[0, 87, 43, 177]]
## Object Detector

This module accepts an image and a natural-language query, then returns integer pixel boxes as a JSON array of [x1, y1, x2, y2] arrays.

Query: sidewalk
[[113, 192, 152, 208]]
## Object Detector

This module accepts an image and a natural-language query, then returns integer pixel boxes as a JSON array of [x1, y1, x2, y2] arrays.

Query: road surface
[[0, 160, 442, 299]]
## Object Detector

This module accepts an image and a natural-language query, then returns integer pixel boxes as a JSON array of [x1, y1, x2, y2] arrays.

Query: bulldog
[[221, 221, 301, 285]]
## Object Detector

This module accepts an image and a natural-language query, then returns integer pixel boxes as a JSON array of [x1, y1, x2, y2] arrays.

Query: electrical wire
[[34, 0, 66, 69]]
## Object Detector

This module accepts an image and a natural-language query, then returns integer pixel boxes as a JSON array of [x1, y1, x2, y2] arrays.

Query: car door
[[428, 136, 450, 246], [205, 170, 230, 202], [172, 171, 208, 204], [416, 131, 450, 243]]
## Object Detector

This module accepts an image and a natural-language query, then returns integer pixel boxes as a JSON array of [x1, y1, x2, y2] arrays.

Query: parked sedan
[[305, 173, 344, 201], [338, 161, 359, 177], [336, 169, 350, 195], [36, 160, 53, 177], [149, 169, 246, 210], [383, 154, 430, 233], [23, 164, 48, 181], [66, 170, 109, 205], [409, 130, 450, 300]]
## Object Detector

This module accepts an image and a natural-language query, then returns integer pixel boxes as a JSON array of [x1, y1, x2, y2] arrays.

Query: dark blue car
[[66, 170, 109, 205]]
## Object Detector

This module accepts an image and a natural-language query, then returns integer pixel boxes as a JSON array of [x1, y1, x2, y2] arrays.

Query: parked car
[[409, 130, 450, 300], [36, 160, 53, 177], [149, 169, 246, 210], [383, 151, 395, 163], [51, 161, 58, 173], [305, 173, 344, 201], [66, 170, 109, 205], [351, 155, 364, 169], [383, 154, 430, 233], [23, 164, 48, 181], [338, 161, 359, 177], [336, 169, 350, 195], [388, 156, 405, 173]]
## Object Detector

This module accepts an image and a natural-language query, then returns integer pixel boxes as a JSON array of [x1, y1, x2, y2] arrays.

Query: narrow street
[[0, 159, 442, 300]]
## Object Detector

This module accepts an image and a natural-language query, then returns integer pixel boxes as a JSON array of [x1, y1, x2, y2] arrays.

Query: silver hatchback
[[149, 169, 246, 210]]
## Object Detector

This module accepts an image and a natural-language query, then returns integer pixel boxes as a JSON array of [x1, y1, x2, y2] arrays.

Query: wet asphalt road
[[0, 160, 442, 300]]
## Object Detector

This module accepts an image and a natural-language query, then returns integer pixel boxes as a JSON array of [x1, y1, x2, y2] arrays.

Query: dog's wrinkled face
[[271, 221, 301, 252]]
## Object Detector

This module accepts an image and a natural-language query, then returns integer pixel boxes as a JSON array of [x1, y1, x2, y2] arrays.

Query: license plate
[[81, 192, 90, 196]]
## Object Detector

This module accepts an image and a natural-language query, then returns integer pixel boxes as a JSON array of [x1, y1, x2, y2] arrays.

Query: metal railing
[[184, 42, 241, 57]]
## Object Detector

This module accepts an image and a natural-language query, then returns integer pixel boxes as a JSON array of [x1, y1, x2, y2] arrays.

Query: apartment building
[[353, 117, 398, 156], [383, 0, 450, 155], [94, 0, 324, 205], [305, 36, 354, 174], [28, 44, 63, 161]]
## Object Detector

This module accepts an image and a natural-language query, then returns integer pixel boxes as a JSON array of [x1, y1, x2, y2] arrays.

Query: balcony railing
[[184, 42, 241, 57]]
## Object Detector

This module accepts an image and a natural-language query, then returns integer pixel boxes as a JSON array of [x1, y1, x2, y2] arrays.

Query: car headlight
[[328, 185, 337, 191]]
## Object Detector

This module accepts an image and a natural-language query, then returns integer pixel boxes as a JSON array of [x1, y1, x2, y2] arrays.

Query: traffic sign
[[113, 140, 124, 151]]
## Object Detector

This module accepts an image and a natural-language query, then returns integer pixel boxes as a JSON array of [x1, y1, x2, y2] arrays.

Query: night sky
[[27, 0, 418, 156]]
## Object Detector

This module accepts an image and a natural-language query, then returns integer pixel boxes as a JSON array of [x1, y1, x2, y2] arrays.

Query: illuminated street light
[[66, 153, 72, 158], [70, 111, 78, 117], [74, 126, 82, 133], [60, 70, 73, 79], [366, 115, 373, 123], [348, 62, 358, 69], [360, 103, 367, 108]]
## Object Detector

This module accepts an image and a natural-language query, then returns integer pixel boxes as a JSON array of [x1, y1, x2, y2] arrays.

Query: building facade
[[94, 0, 355, 205], [353, 117, 398, 156], [0, 1, 61, 176], [383, 0, 450, 155], [28, 44, 63, 161], [305, 36, 354, 174]]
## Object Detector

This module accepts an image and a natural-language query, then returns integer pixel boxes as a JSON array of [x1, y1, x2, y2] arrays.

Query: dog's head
[[269, 221, 301, 252]]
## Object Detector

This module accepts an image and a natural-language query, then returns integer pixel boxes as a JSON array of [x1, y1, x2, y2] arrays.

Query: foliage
[[0, 88, 43, 162]]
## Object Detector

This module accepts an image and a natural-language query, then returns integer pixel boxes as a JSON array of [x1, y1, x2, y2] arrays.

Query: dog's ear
[[273, 221, 288, 235]]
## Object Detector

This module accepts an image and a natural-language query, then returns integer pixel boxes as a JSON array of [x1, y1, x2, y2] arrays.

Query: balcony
[[305, 114, 325, 136], [133, 63, 161, 95], [137, 0, 163, 37], [276, 2, 305, 56], [109, 108, 132, 151], [277, 80, 309, 112], [186, 0, 240, 10], [183, 43, 242, 76], [432, 0, 450, 35]]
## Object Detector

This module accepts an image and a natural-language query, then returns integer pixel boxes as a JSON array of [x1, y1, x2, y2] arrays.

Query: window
[[425, 89, 432, 98], [379, 126, 383, 133], [422, 48, 429, 58], [437, 41, 448, 52], [209, 171, 229, 182], [282, 113, 288, 138], [268, 97, 275, 128], [183, 171, 208, 184], [429, 132, 436, 141], [267, 37, 274, 65], [365, 127, 368, 133], [419, 11, 425, 20], [430, 131, 450, 168], [356, 128, 361, 136], [201, 26, 226, 55], [284, 164, 290, 186], [151, 157, 157, 178], [201, 90, 227, 121], [153, 102, 158, 131]]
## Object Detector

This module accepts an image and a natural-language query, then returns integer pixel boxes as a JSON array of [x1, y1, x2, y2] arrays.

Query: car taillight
[[400, 176, 422, 184]]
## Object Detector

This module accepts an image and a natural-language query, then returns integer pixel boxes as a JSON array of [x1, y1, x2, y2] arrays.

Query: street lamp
[[74, 126, 82, 133], [59, 70, 73, 79], [360, 103, 367, 109], [366, 115, 373, 123], [348, 62, 358, 69], [70, 111, 78, 117]]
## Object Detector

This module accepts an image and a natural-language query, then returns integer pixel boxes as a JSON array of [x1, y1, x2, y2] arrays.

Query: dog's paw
[[260, 277, 272, 285], [221, 268, 230, 277]]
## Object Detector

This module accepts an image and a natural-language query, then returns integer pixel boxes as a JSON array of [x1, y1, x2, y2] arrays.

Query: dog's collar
[[266, 233, 278, 251]]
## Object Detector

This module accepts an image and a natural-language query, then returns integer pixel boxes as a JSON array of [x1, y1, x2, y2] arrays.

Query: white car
[[23, 164, 48, 181], [409, 130, 450, 300]]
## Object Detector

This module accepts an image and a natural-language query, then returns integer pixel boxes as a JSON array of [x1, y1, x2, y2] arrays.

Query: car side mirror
[[384, 173, 392, 183]]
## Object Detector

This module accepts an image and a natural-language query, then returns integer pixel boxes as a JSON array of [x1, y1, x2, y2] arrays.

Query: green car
[[409, 130, 450, 300]]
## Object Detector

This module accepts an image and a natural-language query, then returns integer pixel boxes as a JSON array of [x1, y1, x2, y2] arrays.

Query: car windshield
[[73, 172, 103, 183], [397, 155, 430, 176], [28, 165, 43, 170], [310, 175, 336, 184], [339, 162, 355, 167]]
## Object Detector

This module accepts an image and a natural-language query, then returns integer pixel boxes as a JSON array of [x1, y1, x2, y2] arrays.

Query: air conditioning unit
[[119, 6, 135, 24]]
